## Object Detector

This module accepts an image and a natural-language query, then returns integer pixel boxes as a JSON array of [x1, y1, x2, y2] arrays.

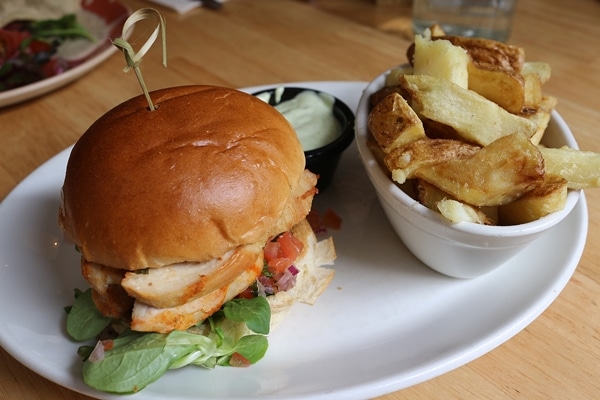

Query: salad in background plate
[[0, 0, 130, 107], [0, 14, 94, 92]]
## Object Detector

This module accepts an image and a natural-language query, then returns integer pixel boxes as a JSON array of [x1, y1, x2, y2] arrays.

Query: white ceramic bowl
[[355, 70, 582, 278]]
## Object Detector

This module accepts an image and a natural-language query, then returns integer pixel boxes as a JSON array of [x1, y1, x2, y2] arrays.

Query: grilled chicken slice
[[130, 253, 263, 333]]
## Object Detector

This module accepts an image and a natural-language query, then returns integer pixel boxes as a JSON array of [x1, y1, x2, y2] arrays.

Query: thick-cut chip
[[439, 36, 526, 114], [384, 64, 414, 87], [521, 63, 551, 110], [522, 61, 551, 84], [539, 146, 600, 189], [468, 66, 525, 114], [522, 72, 543, 110], [437, 36, 526, 73], [366, 138, 388, 172], [412, 34, 469, 88], [385, 138, 480, 184], [498, 174, 568, 224], [420, 118, 463, 140], [400, 74, 537, 146], [369, 85, 410, 109], [416, 179, 497, 225], [367, 92, 426, 153], [414, 132, 545, 207], [524, 96, 558, 145], [437, 199, 497, 225]]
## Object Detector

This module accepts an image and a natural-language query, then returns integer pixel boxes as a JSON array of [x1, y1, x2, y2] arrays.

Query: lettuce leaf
[[66, 288, 271, 394], [66, 288, 112, 341]]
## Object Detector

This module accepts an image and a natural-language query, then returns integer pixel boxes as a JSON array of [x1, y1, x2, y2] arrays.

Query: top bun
[[59, 85, 306, 271]]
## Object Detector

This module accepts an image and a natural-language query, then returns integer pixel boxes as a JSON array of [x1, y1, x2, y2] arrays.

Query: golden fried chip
[[416, 179, 497, 225], [522, 71, 543, 109], [367, 92, 426, 154], [524, 96, 558, 145], [384, 64, 413, 87], [400, 74, 537, 146], [414, 132, 545, 207], [522, 61, 551, 84], [441, 36, 526, 114], [539, 146, 600, 189], [412, 34, 469, 88], [498, 174, 567, 224], [385, 138, 479, 184], [369, 85, 409, 108]]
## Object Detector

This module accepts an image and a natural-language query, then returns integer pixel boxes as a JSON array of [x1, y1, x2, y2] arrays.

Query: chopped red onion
[[88, 340, 105, 363], [288, 265, 300, 276], [277, 267, 298, 291], [256, 279, 267, 297]]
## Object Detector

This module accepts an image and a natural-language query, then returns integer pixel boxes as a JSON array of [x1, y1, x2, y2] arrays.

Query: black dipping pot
[[252, 87, 355, 192]]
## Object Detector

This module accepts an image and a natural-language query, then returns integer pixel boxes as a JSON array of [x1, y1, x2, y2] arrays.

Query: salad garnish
[[0, 14, 93, 91], [67, 288, 271, 394], [65, 230, 305, 394]]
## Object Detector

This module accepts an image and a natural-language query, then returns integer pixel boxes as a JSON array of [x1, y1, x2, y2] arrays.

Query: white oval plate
[[0, 82, 588, 399], [0, 0, 129, 108]]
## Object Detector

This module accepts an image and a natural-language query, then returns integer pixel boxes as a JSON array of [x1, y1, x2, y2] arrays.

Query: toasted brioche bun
[[59, 85, 333, 333], [59, 85, 307, 272]]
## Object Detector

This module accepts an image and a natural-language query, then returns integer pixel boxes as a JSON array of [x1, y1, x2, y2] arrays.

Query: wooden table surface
[[1, 0, 599, 399]]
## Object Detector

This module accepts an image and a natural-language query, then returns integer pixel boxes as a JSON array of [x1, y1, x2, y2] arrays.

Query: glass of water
[[412, 0, 517, 42]]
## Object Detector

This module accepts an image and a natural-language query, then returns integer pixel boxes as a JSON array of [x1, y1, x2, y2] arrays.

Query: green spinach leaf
[[66, 288, 112, 341], [222, 296, 271, 334]]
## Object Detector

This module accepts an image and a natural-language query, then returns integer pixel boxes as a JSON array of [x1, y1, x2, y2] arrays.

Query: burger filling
[[237, 231, 304, 299]]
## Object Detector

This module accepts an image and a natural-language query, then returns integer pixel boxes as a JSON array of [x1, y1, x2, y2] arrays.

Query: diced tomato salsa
[[237, 230, 304, 299]]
